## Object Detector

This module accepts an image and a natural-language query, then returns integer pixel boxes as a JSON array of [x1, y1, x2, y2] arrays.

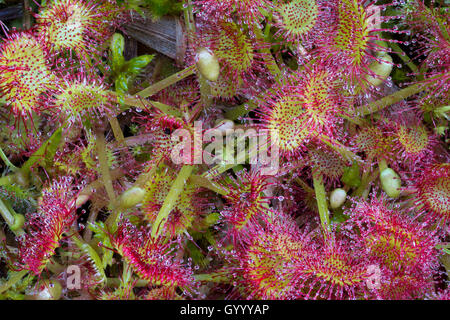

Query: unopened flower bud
[[330, 188, 347, 209], [380, 168, 401, 198], [120, 187, 146, 209], [196, 48, 220, 82], [366, 53, 393, 87]]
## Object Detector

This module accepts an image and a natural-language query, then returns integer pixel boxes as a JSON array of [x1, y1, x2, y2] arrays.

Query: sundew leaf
[[72, 236, 107, 287], [109, 33, 153, 95], [125, 55, 154, 76], [88, 221, 115, 268]]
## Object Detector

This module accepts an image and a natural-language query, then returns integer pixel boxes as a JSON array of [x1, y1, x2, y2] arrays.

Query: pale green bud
[[330, 188, 347, 209], [380, 168, 402, 198], [119, 187, 146, 209], [196, 48, 220, 82]]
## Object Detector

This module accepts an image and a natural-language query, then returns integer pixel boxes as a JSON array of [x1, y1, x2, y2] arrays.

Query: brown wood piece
[[124, 14, 186, 65]]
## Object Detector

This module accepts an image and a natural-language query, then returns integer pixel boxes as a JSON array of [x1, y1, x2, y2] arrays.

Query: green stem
[[194, 273, 230, 283], [0, 175, 14, 187], [23, 0, 31, 29], [198, 75, 213, 110], [189, 175, 228, 196], [0, 198, 23, 235], [312, 171, 330, 235], [108, 117, 126, 147], [252, 24, 281, 78], [106, 278, 148, 287], [355, 82, 425, 117], [0, 270, 28, 294], [378, 158, 388, 173], [0, 148, 18, 172], [389, 42, 418, 74], [183, 0, 197, 41], [319, 134, 361, 163], [121, 94, 182, 117], [353, 167, 378, 199], [0, 198, 15, 228], [362, 170, 379, 200], [95, 129, 116, 205], [136, 65, 196, 99], [225, 100, 258, 121], [151, 165, 194, 238], [295, 177, 315, 195], [353, 166, 371, 197], [338, 112, 368, 127]]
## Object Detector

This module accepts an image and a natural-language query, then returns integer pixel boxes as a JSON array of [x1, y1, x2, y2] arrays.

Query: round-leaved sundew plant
[[234, 213, 309, 300], [218, 169, 272, 246], [273, 0, 334, 46], [110, 219, 197, 293], [16, 177, 78, 275], [48, 71, 116, 124], [391, 119, 437, 171], [35, 0, 106, 60], [274, 0, 319, 41], [355, 124, 394, 161], [307, 144, 347, 187], [354, 114, 437, 172], [284, 231, 370, 300], [412, 162, 450, 222], [344, 195, 441, 299], [0, 31, 54, 118], [314, 0, 401, 91], [347, 196, 440, 274], [259, 65, 343, 159], [198, 20, 267, 88]]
